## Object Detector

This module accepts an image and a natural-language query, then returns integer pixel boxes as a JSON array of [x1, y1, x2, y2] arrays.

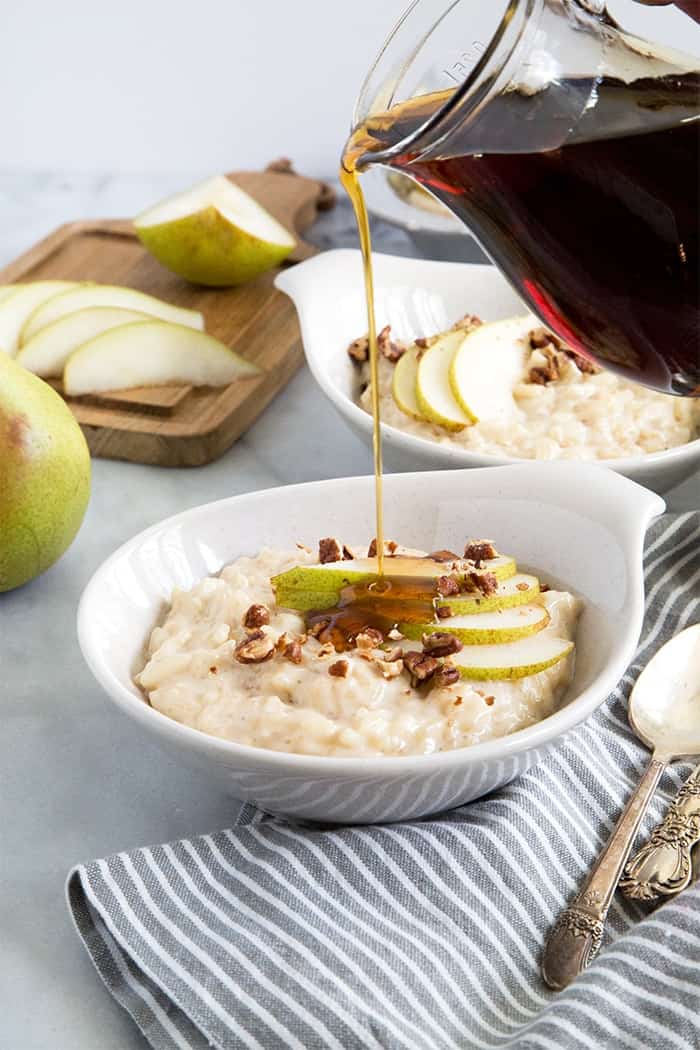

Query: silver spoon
[[542, 623, 700, 991]]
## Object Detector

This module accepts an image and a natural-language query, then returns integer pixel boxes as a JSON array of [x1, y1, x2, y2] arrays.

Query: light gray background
[[1, 1, 699, 175]]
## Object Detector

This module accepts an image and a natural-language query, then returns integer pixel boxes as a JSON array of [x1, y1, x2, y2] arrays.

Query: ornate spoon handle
[[620, 764, 700, 902], [542, 756, 665, 991]]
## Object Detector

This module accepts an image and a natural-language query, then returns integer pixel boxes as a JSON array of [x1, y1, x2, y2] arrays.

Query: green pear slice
[[391, 345, 425, 421], [449, 315, 531, 422], [451, 634, 574, 680], [401, 603, 550, 644], [134, 175, 295, 287], [62, 321, 260, 396], [17, 307, 154, 377], [0, 281, 82, 355], [436, 573, 540, 615], [272, 554, 516, 609], [415, 330, 476, 431], [21, 285, 204, 344]]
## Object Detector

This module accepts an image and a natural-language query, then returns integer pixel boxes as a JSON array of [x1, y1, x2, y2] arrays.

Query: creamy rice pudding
[[137, 542, 581, 758]]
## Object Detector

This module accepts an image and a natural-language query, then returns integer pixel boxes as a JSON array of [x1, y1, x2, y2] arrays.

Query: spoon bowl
[[629, 624, 700, 761]]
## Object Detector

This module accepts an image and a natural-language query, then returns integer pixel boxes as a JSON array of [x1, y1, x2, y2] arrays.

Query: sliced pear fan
[[17, 307, 154, 377], [449, 315, 532, 422], [62, 321, 260, 396], [0, 280, 83, 355], [21, 285, 204, 343], [401, 603, 550, 644], [415, 330, 476, 430], [392, 345, 425, 421], [452, 634, 574, 681]]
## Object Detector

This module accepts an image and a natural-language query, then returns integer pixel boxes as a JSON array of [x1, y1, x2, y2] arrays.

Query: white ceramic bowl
[[275, 250, 700, 495], [78, 464, 664, 824]]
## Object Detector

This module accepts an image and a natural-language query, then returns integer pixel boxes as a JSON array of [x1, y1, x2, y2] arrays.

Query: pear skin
[[0, 356, 90, 590]]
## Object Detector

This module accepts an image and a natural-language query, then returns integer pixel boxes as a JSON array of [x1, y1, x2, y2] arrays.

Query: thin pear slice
[[0, 281, 81, 355], [272, 554, 516, 609], [392, 345, 425, 421], [21, 285, 204, 343], [451, 634, 574, 681], [401, 604, 550, 645], [135, 175, 295, 287], [0, 285, 17, 305], [437, 573, 541, 615], [415, 330, 476, 431], [449, 315, 531, 422], [17, 307, 153, 377], [278, 571, 540, 614], [63, 321, 260, 396]]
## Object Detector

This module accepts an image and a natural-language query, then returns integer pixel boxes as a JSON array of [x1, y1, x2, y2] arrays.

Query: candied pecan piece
[[243, 603, 270, 629], [464, 570, 498, 597], [235, 629, 275, 664], [282, 640, 303, 664], [422, 632, 463, 658], [436, 605, 453, 620], [437, 575, 460, 597], [451, 313, 482, 333], [516, 582, 530, 591], [463, 540, 497, 563], [432, 665, 460, 689], [566, 348, 601, 375], [355, 627, 384, 651], [540, 583, 551, 593], [329, 659, 349, 678], [429, 549, 460, 563], [347, 335, 369, 364], [308, 618, 331, 639], [367, 538, 377, 558], [528, 345, 561, 385], [529, 327, 562, 350], [342, 545, 355, 561], [319, 537, 343, 564], [380, 657, 404, 679], [377, 324, 406, 363], [403, 651, 439, 684], [415, 334, 439, 350]]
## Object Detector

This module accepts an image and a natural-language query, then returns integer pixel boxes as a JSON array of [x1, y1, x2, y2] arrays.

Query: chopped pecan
[[436, 605, 453, 620], [235, 629, 275, 664], [342, 545, 355, 561], [529, 327, 561, 350], [243, 603, 270, 629], [422, 631, 463, 658], [432, 665, 460, 689], [387, 627, 404, 641], [319, 537, 343, 564], [367, 538, 398, 559], [540, 583, 551, 593], [415, 334, 439, 350], [308, 618, 331, 639], [380, 658, 404, 679], [566, 349, 600, 375], [355, 627, 384, 651], [451, 313, 482, 333], [516, 582, 530, 592], [484, 695, 495, 707], [464, 570, 498, 596], [437, 575, 460, 597], [347, 335, 369, 363], [329, 659, 349, 678], [463, 540, 497, 562], [403, 651, 439, 685], [429, 549, 460, 563], [283, 640, 303, 664], [528, 344, 562, 385], [377, 324, 406, 363], [386, 646, 404, 663]]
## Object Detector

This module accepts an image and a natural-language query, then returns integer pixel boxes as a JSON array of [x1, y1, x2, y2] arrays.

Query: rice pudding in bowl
[[352, 315, 700, 463], [137, 539, 581, 759]]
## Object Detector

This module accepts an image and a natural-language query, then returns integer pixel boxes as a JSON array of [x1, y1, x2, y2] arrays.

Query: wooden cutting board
[[0, 166, 334, 466]]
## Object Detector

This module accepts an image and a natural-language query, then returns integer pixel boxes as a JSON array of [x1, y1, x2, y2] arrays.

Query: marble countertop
[[2, 174, 698, 1050]]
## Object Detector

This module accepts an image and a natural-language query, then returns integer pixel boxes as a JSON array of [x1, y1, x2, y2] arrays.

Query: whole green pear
[[1, 355, 90, 591]]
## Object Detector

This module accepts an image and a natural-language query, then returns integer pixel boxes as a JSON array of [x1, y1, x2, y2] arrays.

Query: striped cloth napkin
[[67, 512, 700, 1050]]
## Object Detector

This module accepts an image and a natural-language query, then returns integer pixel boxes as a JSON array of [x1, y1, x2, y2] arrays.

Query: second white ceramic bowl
[[78, 464, 664, 824], [275, 250, 700, 495]]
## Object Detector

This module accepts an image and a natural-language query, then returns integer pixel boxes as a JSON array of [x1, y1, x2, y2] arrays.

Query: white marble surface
[[1, 174, 698, 1050]]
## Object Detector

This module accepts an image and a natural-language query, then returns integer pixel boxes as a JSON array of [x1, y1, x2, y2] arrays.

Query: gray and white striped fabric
[[67, 512, 700, 1050]]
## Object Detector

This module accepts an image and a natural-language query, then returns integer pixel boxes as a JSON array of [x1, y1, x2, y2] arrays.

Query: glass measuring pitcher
[[346, 0, 699, 394]]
